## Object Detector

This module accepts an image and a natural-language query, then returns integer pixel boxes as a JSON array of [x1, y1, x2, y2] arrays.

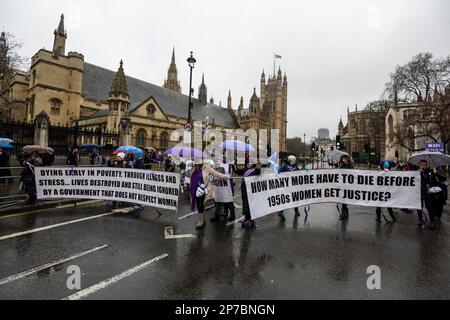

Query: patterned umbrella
[[113, 146, 143, 159], [21, 145, 55, 154]]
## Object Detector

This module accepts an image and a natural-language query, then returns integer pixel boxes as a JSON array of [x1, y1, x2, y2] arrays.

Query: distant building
[[338, 105, 386, 162], [317, 128, 329, 139]]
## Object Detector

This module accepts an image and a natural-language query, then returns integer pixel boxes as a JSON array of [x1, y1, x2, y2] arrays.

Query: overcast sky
[[1, 0, 449, 141]]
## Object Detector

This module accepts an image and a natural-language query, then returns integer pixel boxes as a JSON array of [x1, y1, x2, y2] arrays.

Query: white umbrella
[[326, 150, 351, 163], [408, 151, 450, 168]]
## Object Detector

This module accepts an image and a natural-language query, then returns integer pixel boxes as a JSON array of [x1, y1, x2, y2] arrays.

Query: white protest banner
[[209, 165, 233, 203], [35, 167, 180, 211], [244, 169, 421, 219]]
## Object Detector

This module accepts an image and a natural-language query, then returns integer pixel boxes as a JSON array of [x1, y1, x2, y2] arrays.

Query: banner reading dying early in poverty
[[245, 169, 421, 219], [35, 167, 180, 211]]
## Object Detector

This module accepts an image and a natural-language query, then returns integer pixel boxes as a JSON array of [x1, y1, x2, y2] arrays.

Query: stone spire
[[198, 73, 208, 105], [110, 60, 129, 97], [227, 90, 232, 110], [163, 47, 181, 93], [53, 14, 67, 57], [238, 96, 244, 110]]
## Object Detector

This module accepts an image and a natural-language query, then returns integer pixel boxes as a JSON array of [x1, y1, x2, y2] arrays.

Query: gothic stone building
[[1, 14, 288, 152], [234, 68, 288, 152], [338, 105, 386, 161]]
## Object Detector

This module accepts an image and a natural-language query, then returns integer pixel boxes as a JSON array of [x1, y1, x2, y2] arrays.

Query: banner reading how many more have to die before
[[245, 169, 422, 219], [34, 167, 180, 211]]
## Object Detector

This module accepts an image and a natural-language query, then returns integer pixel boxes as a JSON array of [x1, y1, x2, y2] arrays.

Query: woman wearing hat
[[189, 159, 230, 229], [375, 161, 397, 223]]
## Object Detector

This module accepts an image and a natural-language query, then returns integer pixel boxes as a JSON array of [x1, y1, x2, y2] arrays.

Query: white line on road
[[226, 217, 242, 226], [178, 195, 241, 220], [0, 207, 134, 241], [0, 244, 109, 286], [62, 253, 169, 300], [164, 227, 196, 240], [0, 200, 103, 220]]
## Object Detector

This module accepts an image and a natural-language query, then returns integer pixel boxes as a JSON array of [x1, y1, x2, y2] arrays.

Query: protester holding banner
[[375, 161, 397, 223], [189, 160, 230, 229], [210, 160, 235, 222], [338, 154, 353, 221], [278, 155, 301, 220], [66, 146, 80, 166], [111, 152, 126, 208], [233, 158, 261, 230]]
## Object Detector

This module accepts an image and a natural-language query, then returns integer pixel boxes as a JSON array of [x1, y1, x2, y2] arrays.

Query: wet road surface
[[0, 189, 449, 300]]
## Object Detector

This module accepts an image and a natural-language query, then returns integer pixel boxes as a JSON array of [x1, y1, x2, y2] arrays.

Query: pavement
[[0, 180, 449, 300]]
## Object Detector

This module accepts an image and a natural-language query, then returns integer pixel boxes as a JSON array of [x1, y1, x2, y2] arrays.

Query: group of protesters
[[8, 143, 448, 232]]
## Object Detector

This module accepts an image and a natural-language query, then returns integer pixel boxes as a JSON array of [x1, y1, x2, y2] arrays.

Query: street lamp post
[[186, 51, 196, 127], [303, 133, 306, 157]]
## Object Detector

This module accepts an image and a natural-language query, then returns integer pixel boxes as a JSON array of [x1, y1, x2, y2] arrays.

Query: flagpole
[[273, 53, 276, 77]]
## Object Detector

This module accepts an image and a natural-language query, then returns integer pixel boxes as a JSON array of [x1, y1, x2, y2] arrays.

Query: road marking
[[0, 207, 134, 241], [226, 217, 242, 226], [0, 200, 103, 220], [177, 196, 241, 220], [0, 244, 109, 286], [63, 253, 169, 300], [164, 227, 196, 239]]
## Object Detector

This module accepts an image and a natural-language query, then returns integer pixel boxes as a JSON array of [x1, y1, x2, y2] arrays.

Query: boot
[[210, 214, 220, 222], [278, 212, 286, 221], [196, 212, 206, 229], [294, 208, 300, 217], [375, 212, 382, 223], [227, 213, 236, 222]]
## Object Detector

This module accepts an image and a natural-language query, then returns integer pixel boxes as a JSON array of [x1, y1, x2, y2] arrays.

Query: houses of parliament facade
[[0, 14, 288, 152]]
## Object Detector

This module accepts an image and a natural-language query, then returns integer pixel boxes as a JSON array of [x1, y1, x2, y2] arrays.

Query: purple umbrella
[[164, 146, 205, 159], [219, 140, 255, 152]]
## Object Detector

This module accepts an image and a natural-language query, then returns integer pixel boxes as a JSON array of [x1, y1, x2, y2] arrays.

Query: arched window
[[150, 132, 157, 147], [146, 104, 156, 119], [50, 98, 62, 116], [160, 131, 169, 149], [388, 115, 394, 143], [135, 128, 148, 147]]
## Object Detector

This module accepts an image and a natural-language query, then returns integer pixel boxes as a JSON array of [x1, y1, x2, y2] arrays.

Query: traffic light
[[336, 135, 341, 149], [311, 142, 316, 152]]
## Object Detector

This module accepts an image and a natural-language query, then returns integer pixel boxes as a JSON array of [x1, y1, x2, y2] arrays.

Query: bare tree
[[385, 52, 450, 102], [0, 31, 29, 120]]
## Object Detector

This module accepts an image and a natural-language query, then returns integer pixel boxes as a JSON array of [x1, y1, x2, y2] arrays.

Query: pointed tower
[[107, 60, 130, 132], [338, 117, 344, 136], [249, 87, 260, 114], [53, 14, 67, 57], [163, 47, 181, 93], [210, 96, 214, 104], [198, 73, 208, 105], [227, 90, 232, 110]]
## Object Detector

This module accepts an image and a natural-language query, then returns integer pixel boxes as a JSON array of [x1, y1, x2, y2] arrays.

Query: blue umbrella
[[0, 138, 14, 145], [114, 146, 143, 159], [164, 146, 205, 159], [219, 140, 255, 152], [0, 143, 13, 149], [81, 143, 101, 151]]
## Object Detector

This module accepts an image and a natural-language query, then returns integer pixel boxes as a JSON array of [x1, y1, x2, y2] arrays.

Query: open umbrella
[[219, 140, 255, 152], [0, 143, 13, 149], [0, 138, 14, 145], [144, 147, 157, 153], [164, 146, 205, 159], [326, 150, 351, 163], [113, 146, 143, 159], [81, 143, 101, 151], [21, 145, 55, 154], [408, 151, 450, 168]]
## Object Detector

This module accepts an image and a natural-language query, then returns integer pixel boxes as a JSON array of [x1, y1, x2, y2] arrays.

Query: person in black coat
[[232, 158, 261, 229], [278, 155, 301, 220], [338, 154, 353, 220], [20, 153, 39, 204], [0, 148, 13, 186]]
